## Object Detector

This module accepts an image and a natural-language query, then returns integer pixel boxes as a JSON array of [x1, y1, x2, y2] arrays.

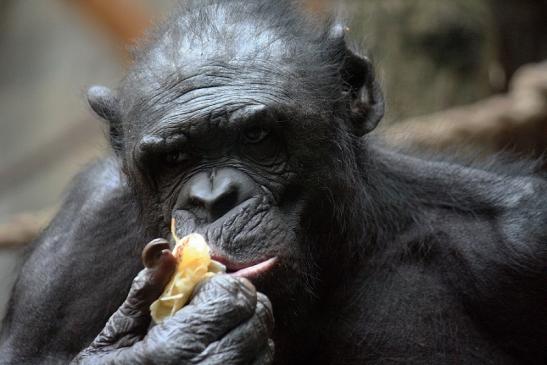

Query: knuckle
[[255, 293, 274, 334], [131, 270, 149, 290], [125, 273, 149, 304], [265, 339, 275, 362], [127, 269, 155, 302], [211, 274, 255, 293], [256, 292, 272, 314], [193, 275, 257, 308]]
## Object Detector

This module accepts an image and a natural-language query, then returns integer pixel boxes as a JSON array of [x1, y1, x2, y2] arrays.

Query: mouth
[[211, 255, 278, 280]]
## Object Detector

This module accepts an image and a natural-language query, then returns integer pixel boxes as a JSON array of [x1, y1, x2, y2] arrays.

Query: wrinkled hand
[[71, 239, 274, 365]]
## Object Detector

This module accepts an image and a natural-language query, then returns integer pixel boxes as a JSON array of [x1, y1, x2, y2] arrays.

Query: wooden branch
[[0, 210, 54, 249], [384, 61, 547, 156]]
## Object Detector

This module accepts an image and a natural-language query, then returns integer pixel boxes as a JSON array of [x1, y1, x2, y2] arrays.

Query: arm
[[443, 177, 547, 362], [0, 158, 147, 363]]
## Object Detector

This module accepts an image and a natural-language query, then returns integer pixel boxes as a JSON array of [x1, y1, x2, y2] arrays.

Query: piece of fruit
[[150, 220, 225, 323]]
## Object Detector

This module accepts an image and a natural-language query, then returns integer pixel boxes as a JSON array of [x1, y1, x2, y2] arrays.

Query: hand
[[71, 239, 274, 365]]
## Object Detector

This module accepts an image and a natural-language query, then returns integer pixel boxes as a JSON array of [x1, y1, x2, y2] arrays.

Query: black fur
[[1, 1, 546, 364]]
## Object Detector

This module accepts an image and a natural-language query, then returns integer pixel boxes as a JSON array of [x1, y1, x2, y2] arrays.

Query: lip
[[212, 255, 278, 280]]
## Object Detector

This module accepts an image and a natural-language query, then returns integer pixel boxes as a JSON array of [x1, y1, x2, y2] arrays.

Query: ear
[[341, 50, 385, 136], [331, 25, 385, 136], [87, 85, 124, 154]]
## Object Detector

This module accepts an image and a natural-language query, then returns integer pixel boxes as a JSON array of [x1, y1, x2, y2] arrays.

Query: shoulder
[[371, 144, 547, 264], [42, 156, 137, 243], [370, 143, 546, 216], [68, 156, 127, 200], [60, 156, 132, 215]]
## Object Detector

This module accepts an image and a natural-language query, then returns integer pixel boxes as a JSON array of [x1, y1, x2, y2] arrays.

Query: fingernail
[[142, 238, 171, 268]]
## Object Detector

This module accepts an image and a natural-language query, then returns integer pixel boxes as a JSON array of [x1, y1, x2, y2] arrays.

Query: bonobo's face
[[123, 60, 342, 302], [87, 1, 384, 322]]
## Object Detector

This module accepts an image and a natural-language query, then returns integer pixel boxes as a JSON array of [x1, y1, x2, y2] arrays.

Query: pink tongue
[[229, 257, 278, 279]]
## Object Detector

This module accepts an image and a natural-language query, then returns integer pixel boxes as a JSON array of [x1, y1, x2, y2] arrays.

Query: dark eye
[[243, 127, 270, 144], [162, 151, 190, 166]]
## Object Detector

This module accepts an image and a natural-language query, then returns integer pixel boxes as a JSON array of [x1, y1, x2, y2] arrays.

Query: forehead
[[154, 6, 291, 63], [126, 58, 311, 138], [121, 4, 335, 141], [126, 59, 302, 138]]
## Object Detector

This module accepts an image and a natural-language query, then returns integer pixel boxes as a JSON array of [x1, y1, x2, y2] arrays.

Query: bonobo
[[1, 1, 546, 364]]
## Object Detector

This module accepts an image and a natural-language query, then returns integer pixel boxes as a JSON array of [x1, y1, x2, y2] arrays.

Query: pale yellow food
[[150, 220, 225, 323]]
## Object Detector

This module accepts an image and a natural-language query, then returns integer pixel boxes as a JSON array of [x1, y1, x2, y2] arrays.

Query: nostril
[[188, 196, 206, 209], [178, 168, 258, 223], [210, 188, 240, 221]]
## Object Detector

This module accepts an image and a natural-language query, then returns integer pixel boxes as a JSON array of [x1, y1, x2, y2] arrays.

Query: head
[[87, 0, 383, 328]]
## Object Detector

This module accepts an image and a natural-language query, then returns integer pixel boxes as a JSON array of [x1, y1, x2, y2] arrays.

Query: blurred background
[[0, 0, 546, 319]]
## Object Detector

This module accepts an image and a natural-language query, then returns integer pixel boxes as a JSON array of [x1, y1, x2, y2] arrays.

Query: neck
[[318, 140, 419, 266], [275, 140, 437, 363]]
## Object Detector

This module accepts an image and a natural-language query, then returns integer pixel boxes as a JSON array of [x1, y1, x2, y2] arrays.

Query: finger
[[155, 275, 257, 349], [193, 337, 273, 365], [141, 238, 171, 268], [256, 292, 274, 336], [89, 239, 176, 349], [199, 292, 274, 364], [217, 293, 274, 352], [251, 339, 275, 365], [122, 239, 176, 315]]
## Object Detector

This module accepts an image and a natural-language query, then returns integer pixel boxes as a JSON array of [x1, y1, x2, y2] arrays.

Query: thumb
[[88, 239, 176, 350]]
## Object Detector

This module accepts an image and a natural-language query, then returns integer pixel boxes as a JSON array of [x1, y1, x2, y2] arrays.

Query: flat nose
[[177, 168, 256, 222]]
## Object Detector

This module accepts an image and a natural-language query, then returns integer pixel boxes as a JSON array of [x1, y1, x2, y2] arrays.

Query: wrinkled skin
[[71, 240, 274, 365]]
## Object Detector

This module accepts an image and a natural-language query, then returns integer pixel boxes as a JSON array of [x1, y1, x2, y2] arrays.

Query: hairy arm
[[443, 176, 547, 362], [0, 158, 147, 363]]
